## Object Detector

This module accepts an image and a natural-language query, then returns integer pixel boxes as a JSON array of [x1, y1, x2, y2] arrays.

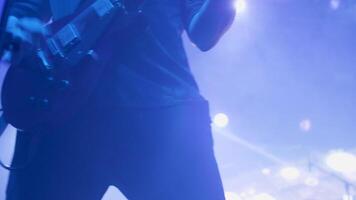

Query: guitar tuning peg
[[28, 96, 36, 103], [87, 50, 99, 61], [46, 76, 55, 83], [41, 99, 49, 108]]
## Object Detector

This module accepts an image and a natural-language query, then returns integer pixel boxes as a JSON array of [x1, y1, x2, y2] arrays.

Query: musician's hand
[[3, 16, 47, 63], [6, 16, 47, 44]]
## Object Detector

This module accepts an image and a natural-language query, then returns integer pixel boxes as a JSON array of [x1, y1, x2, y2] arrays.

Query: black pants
[[6, 101, 225, 200]]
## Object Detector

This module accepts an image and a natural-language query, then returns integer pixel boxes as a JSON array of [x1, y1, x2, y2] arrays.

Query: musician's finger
[[18, 18, 47, 36], [6, 16, 34, 44], [8, 26, 33, 44]]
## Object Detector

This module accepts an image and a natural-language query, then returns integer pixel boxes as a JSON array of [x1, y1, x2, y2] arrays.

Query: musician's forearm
[[188, 0, 235, 51], [8, 0, 44, 18]]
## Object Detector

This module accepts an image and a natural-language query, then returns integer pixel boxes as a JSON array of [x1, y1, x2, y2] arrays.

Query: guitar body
[[2, 47, 101, 131], [1, 0, 145, 131]]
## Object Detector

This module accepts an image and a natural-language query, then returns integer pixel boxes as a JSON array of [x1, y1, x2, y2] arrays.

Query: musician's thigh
[[7, 173, 108, 200], [6, 130, 109, 200], [112, 102, 225, 200], [118, 146, 225, 200]]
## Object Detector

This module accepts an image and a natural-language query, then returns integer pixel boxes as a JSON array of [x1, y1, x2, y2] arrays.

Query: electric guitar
[[0, 0, 146, 131]]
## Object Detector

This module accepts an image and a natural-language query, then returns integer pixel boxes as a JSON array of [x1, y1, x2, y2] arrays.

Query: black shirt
[[9, 0, 207, 108]]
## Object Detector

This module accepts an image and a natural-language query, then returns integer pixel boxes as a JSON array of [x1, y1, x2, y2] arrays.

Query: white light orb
[[304, 176, 319, 187], [213, 113, 229, 128], [342, 194, 353, 200], [326, 151, 356, 174], [299, 119, 312, 132], [261, 168, 272, 176], [234, 0, 247, 14], [330, 0, 340, 10], [225, 192, 241, 200], [247, 188, 256, 195], [240, 192, 247, 198], [280, 167, 301, 181], [253, 193, 276, 200]]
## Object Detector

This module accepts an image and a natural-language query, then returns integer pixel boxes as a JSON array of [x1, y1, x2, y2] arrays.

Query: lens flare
[[234, 0, 247, 14]]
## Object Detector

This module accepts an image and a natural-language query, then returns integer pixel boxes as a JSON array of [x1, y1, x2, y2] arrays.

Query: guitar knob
[[28, 96, 36, 104], [87, 50, 99, 61], [45, 76, 55, 87], [40, 98, 49, 109], [46, 76, 54, 82], [27, 96, 49, 109], [59, 80, 71, 90]]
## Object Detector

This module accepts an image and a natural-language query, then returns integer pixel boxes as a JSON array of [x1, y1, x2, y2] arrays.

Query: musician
[[4, 0, 235, 199]]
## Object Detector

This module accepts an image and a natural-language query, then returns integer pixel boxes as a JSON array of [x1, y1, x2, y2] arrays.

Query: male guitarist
[[4, 0, 235, 199]]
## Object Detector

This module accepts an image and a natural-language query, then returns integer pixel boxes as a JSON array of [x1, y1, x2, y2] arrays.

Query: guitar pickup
[[54, 23, 81, 53]]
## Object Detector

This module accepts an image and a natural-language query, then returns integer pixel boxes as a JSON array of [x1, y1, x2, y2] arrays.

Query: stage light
[[280, 167, 301, 181], [213, 113, 229, 128], [299, 119, 312, 132], [325, 150, 356, 174], [234, 0, 247, 14], [253, 193, 276, 200], [225, 192, 241, 200]]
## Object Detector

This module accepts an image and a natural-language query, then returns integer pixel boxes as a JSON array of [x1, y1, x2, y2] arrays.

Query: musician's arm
[[6, 0, 49, 43], [8, 0, 51, 19], [185, 0, 236, 51]]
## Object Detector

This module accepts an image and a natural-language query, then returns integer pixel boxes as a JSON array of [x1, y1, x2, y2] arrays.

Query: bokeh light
[[280, 167, 301, 181], [247, 188, 256, 195], [299, 119, 312, 132], [304, 176, 319, 187], [213, 113, 230, 128], [261, 168, 272, 176], [330, 0, 341, 10], [253, 193, 276, 200], [225, 191, 241, 200], [325, 150, 356, 174]]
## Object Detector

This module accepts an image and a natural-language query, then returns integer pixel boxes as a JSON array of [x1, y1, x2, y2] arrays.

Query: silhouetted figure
[[4, 0, 235, 199]]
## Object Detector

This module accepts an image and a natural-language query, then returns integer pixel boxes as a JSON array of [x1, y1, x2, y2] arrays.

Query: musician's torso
[[10, 0, 207, 109], [91, 0, 206, 108]]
